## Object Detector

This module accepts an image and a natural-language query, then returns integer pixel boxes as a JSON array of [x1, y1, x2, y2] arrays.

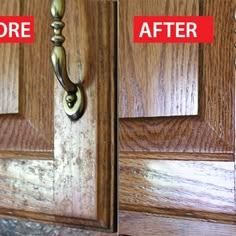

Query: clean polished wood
[[0, 0, 116, 232], [119, 0, 235, 233], [119, 0, 199, 118], [119, 211, 236, 236], [120, 117, 234, 154], [0, 0, 19, 114], [119, 0, 234, 157], [120, 151, 234, 161]]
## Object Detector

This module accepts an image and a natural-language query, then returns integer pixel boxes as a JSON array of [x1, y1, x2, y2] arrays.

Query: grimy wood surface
[[0, 0, 19, 114], [0, 0, 116, 232], [119, 211, 236, 236], [119, 0, 235, 233], [119, 0, 199, 118]]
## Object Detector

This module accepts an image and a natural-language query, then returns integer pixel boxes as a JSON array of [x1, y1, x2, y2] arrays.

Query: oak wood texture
[[119, 211, 236, 236], [0, 0, 116, 232], [119, 0, 234, 158], [120, 151, 234, 161], [119, 0, 199, 118], [0, 0, 53, 155], [119, 0, 235, 232], [120, 160, 235, 222], [0, 0, 19, 114]]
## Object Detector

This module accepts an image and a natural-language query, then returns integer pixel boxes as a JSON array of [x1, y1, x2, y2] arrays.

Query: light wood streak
[[120, 159, 235, 219]]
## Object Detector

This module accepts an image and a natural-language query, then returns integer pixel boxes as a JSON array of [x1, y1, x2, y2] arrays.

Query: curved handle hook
[[51, 0, 85, 120]]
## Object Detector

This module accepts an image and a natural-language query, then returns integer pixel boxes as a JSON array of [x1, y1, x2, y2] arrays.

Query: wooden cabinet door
[[0, 0, 116, 232], [119, 0, 236, 235]]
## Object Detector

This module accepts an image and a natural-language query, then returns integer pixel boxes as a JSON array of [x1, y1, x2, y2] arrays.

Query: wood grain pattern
[[120, 152, 234, 161], [0, 0, 53, 155], [0, 159, 54, 212], [120, 117, 234, 154], [0, 151, 52, 159], [20, 0, 54, 144], [120, 159, 235, 219], [119, 211, 236, 236], [118, 0, 235, 232], [234, 4, 236, 226], [0, 0, 19, 114], [0, 0, 116, 232], [119, 0, 199, 118], [119, 0, 234, 158], [0, 115, 52, 152]]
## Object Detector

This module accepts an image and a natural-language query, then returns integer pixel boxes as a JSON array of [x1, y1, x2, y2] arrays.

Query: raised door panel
[[0, 1, 19, 114], [0, 0, 116, 232], [119, 0, 199, 118], [119, 0, 235, 229], [0, 0, 53, 156], [119, 0, 234, 160]]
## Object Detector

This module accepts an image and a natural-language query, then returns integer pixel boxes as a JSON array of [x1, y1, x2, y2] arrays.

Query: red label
[[0, 16, 34, 43], [134, 16, 214, 43]]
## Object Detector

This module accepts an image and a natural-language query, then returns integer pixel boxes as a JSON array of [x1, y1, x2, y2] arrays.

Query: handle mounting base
[[63, 85, 85, 121]]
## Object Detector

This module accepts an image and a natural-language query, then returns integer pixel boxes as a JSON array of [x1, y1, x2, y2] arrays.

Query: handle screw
[[66, 94, 77, 108]]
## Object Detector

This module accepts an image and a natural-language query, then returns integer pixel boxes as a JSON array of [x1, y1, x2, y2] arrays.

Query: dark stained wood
[[0, 0, 53, 155], [0, 115, 52, 153], [20, 0, 54, 145], [120, 117, 234, 154], [0, 151, 52, 159], [0, 0, 116, 232], [120, 152, 234, 161], [119, 0, 234, 157], [119, 1, 235, 233], [119, 0, 199, 118], [119, 211, 236, 236], [0, 0, 19, 114], [119, 0, 235, 234]]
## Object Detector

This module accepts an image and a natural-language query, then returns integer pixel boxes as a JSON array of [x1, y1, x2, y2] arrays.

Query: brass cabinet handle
[[50, 0, 85, 121]]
